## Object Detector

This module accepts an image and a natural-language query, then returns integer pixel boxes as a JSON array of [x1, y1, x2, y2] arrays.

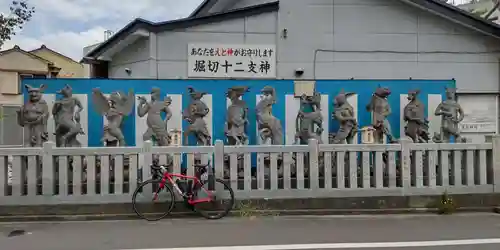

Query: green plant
[[236, 200, 280, 218], [237, 200, 256, 218], [437, 191, 456, 215], [0, 1, 35, 48]]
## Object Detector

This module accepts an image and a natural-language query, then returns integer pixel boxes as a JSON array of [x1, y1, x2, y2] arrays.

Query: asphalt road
[[1, 214, 500, 250]]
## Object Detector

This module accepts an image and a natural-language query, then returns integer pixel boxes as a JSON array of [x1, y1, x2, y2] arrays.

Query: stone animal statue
[[225, 86, 249, 145], [17, 84, 49, 147], [331, 90, 358, 144], [256, 86, 283, 145], [403, 89, 430, 143], [366, 86, 397, 143], [182, 87, 211, 146], [434, 87, 464, 143], [137, 88, 172, 146], [295, 92, 323, 144], [52, 84, 84, 147], [91, 88, 134, 146]]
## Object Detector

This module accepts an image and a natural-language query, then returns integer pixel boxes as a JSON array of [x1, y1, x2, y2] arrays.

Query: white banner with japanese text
[[188, 44, 276, 78], [459, 95, 498, 133]]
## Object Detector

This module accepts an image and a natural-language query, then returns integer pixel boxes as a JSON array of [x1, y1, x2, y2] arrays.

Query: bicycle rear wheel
[[192, 178, 235, 220], [132, 179, 175, 221]]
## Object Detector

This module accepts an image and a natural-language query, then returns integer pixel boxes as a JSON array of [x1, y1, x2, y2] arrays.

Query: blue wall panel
[[23, 79, 454, 147]]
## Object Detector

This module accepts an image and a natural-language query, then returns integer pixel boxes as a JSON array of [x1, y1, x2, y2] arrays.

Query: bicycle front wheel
[[132, 179, 175, 221], [193, 178, 235, 220]]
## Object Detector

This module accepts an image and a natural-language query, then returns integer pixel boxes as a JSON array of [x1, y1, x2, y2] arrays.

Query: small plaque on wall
[[169, 129, 182, 146], [294, 81, 316, 97], [458, 95, 498, 133]]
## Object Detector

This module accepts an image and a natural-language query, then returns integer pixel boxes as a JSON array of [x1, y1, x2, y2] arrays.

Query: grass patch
[[436, 191, 456, 215], [236, 200, 280, 219]]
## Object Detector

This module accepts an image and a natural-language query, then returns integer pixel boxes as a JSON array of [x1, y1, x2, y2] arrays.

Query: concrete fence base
[[0, 193, 499, 222]]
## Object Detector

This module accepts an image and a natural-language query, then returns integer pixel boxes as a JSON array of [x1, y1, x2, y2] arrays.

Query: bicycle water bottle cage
[[186, 180, 194, 194], [176, 179, 188, 193]]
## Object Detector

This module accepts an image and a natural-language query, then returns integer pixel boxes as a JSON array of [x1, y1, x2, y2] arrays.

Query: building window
[[19, 74, 32, 80], [34, 74, 47, 79], [20, 74, 47, 79]]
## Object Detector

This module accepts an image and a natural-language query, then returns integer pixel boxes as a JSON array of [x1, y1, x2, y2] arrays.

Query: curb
[[0, 207, 496, 222]]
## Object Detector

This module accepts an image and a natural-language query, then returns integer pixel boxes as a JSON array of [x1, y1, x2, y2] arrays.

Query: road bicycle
[[132, 160, 235, 221]]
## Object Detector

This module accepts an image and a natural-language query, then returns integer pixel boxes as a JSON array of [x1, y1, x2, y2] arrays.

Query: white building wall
[[108, 38, 152, 79], [108, 0, 500, 93], [155, 12, 277, 79], [278, 0, 500, 93], [82, 43, 102, 78]]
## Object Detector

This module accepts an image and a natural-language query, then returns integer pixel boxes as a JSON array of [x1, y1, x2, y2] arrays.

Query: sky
[[0, 0, 204, 61], [0, 0, 476, 61]]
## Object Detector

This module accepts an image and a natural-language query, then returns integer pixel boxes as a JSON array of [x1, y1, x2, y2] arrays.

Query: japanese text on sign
[[459, 95, 498, 133], [188, 44, 276, 79]]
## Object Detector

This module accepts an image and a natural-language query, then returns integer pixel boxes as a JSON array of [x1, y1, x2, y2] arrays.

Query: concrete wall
[[0, 105, 24, 146], [109, 38, 152, 79], [108, 0, 500, 94], [278, 0, 500, 93]]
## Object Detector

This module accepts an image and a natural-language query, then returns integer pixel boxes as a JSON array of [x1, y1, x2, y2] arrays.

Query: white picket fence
[[0, 136, 499, 206]]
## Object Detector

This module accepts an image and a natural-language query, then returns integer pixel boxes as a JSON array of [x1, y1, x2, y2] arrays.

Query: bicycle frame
[[157, 170, 214, 205]]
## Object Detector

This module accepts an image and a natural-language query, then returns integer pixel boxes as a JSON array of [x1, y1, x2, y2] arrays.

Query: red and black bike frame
[[156, 171, 213, 205]]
